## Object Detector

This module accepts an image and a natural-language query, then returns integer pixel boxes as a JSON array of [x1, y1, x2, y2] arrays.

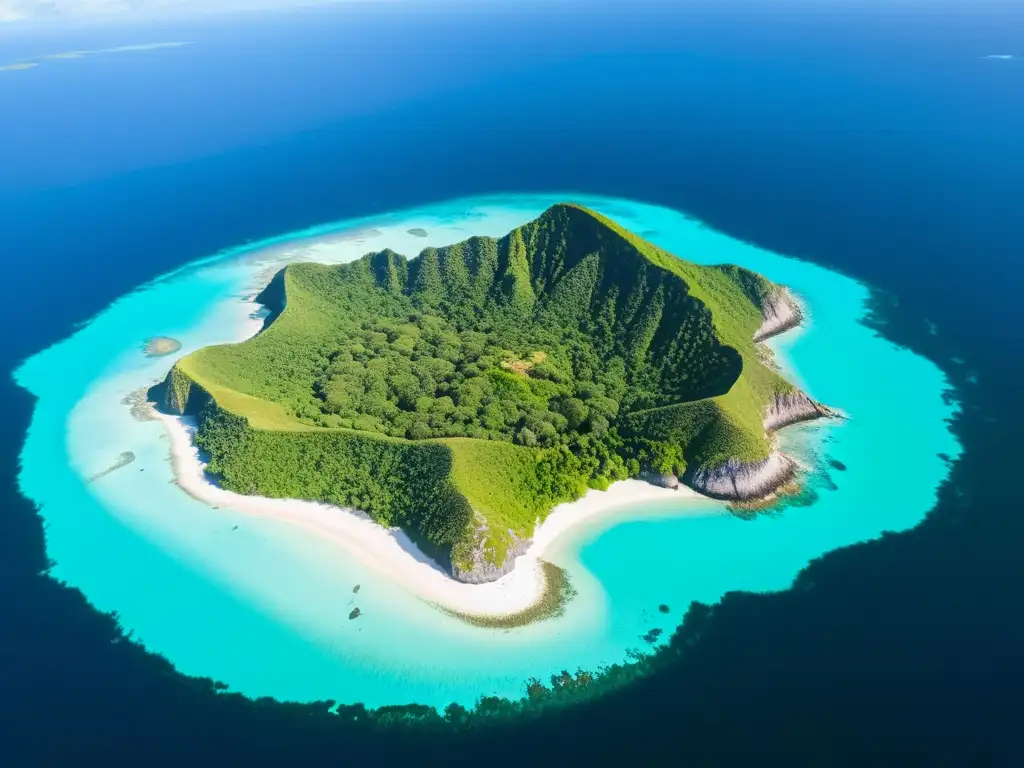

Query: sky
[[4, 0, 1022, 24], [0, 0, 374, 23]]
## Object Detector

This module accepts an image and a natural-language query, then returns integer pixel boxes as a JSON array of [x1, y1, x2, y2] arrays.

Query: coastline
[[147, 232, 830, 617], [155, 410, 710, 621], [685, 288, 835, 500], [14, 189, 960, 712]]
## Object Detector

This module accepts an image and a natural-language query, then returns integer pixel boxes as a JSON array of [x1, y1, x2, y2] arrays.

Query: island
[[153, 204, 828, 583]]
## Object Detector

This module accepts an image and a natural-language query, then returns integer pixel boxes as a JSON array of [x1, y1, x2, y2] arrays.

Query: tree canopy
[[164, 204, 796, 575]]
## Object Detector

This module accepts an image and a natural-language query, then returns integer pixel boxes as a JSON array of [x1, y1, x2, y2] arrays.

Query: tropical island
[[154, 204, 828, 584]]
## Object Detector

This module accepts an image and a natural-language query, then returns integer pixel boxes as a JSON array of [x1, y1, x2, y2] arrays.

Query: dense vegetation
[[163, 204, 795, 574]]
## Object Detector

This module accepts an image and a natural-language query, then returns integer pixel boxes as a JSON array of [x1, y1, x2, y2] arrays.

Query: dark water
[[1, 1, 1022, 764]]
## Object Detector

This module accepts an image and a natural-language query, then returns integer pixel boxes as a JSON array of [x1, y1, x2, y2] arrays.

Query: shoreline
[[145, 245, 828, 620], [155, 410, 710, 621]]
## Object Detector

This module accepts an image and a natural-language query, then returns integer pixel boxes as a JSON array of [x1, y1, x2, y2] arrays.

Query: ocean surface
[[14, 192, 958, 708], [2, 1, 1022, 764]]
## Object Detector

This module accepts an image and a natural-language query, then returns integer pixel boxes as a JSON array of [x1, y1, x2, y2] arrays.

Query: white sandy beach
[[156, 411, 710, 618]]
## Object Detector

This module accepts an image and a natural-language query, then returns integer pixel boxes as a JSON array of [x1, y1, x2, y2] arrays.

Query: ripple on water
[[14, 194, 961, 709]]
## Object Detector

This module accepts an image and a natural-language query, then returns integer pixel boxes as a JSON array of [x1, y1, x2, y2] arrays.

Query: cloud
[[0, 0, 355, 22], [1, 40, 191, 71]]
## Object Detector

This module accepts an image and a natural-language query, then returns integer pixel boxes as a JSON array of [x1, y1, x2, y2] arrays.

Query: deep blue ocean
[[1, 1, 1023, 764]]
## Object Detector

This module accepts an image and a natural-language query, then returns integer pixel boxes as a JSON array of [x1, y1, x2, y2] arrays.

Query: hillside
[[158, 203, 825, 581]]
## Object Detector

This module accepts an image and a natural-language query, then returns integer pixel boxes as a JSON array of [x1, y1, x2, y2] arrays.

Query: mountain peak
[[535, 202, 638, 238], [537, 201, 603, 222]]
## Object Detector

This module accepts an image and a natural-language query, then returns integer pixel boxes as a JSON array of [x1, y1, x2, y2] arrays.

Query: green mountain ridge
[[158, 204, 814, 581]]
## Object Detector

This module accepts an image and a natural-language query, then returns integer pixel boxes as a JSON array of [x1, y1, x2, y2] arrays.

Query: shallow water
[[14, 194, 960, 709]]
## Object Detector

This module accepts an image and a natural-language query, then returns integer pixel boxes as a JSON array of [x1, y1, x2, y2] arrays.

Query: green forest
[[161, 203, 796, 575]]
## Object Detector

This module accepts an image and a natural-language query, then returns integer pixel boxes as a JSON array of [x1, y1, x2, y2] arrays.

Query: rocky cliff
[[682, 287, 832, 501], [451, 514, 532, 583], [754, 287, 804, 342], [686, 452, 797, 501], [764, 390, 831, 431]]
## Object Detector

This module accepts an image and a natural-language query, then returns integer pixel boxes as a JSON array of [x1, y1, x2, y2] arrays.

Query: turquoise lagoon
[[15, 194, 960, 709]]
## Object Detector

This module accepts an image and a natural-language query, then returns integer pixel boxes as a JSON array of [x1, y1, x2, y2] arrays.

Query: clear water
[[14, 193, 960, 709]]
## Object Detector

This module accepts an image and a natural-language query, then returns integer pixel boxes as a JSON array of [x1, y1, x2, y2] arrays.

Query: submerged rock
[[642, 627, 664, 644], [143, 336, 182, 357], [121, 388, 158, 422], [348, 607, 361, 620], [88, 451, 136, 483]]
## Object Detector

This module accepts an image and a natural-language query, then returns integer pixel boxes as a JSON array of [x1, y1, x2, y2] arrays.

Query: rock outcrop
[[641, 471, 680, 489], [754, 287, 803, 342], [686, 452, 797, 501], [764, 390, 831, 431], [682, 388, 836, 501], [451, 516, 532, 584]]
